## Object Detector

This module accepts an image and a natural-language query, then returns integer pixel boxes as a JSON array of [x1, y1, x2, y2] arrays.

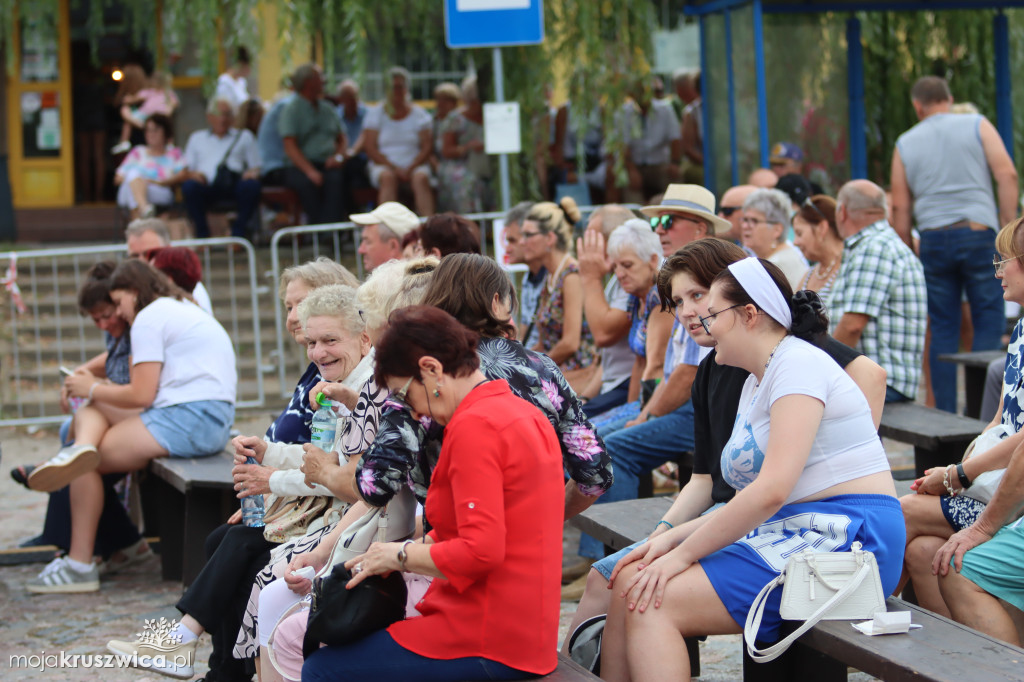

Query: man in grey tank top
[[890, 76, 1019, 413]]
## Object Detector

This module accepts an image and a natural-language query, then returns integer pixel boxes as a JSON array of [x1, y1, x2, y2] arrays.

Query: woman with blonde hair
[[437, 76, 492, 213], [523, 196, 597, 391]]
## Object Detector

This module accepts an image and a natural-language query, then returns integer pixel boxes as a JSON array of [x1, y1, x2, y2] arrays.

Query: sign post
[[444, 0, 544, 212]]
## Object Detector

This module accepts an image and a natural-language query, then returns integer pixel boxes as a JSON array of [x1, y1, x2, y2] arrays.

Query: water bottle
[[310, 392, 337, 452], [241, 456, 265, 528]]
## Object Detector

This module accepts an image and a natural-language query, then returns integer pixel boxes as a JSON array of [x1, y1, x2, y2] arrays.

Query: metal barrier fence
[[266, 205, 637, 397], [0, 237, 266, 426]]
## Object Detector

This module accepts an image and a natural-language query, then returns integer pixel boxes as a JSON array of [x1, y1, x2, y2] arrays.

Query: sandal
[[10, 464, 36, 489]]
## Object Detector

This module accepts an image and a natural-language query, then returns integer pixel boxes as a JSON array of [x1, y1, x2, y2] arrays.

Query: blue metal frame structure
[[686, 0, 1020, 194]]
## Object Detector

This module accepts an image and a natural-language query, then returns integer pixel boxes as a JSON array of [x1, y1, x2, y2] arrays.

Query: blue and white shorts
[[700, 494, 905, 642], [140, 400, 234, 458]]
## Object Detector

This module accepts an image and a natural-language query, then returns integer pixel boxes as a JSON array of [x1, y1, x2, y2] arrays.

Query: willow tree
[[0, 0, 655, 203]]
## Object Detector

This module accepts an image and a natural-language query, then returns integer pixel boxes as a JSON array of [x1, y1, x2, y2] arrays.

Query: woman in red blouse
[[302, 305, 564, 681]]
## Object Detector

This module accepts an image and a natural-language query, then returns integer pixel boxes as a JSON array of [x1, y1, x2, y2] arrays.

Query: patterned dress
[[356, 336, 613, 515], [940, 319, 1024, 530], [233, 379, 387, 659], [436, 110, 492, 214], [533, 261, 596, 372]]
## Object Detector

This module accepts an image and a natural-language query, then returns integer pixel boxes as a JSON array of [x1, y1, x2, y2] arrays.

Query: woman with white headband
[[599, 257, 905, 682]]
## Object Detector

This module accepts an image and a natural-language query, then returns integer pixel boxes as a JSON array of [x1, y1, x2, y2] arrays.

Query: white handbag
[[744, 542, 886, 662], [961, 424, 1014, 504], [321, 484, 418, 574]]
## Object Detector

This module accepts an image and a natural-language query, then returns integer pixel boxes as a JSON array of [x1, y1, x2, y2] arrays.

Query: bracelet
[[655, 520, 674, 531], [397, 539, 415, 572], [956, 462, 972, 489], [88, 382, 98, 401], [942, 465, 958, 497]]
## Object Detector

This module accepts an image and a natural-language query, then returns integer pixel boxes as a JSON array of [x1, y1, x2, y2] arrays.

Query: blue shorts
[[592, 503, 727, 580], [700, 494, 905, 642], [959, 518, 1024, 612], [140, 400, 234, 458]]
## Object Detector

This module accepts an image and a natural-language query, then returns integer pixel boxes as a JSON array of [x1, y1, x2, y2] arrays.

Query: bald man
[[717, 184, 757, 243], [830, 179, 926, 403], [747, 167, 778, 188]]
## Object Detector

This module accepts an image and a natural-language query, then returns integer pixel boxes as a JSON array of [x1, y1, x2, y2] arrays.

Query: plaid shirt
[[829, 220, 927, 398]]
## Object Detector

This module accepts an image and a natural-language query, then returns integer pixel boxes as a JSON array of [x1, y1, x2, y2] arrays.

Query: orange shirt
[[388, 380, 563, 675]]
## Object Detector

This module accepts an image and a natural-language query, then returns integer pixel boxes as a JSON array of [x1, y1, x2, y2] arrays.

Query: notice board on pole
[[444, 0, 544, 49]]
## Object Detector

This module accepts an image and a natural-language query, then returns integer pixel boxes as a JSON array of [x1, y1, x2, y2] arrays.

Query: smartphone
[[59, 366, 74, 377]]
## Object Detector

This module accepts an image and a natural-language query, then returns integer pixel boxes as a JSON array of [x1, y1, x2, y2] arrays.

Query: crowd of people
[[10, 71, 1024, 682]]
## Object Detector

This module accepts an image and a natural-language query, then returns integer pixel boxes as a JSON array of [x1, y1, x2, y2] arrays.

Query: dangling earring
[[433, 388, 440, 397]]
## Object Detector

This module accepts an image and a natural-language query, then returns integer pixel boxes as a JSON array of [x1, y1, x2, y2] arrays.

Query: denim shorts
[[140, 400, 234, 457]]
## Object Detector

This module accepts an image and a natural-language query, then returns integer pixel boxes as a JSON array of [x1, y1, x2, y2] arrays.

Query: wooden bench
[[878, 401, 986, 477], [938, 349, 1006, 419], [573, 497, 1024, 682], [149, 451, 237, 586], [547, 654, 601, 680]]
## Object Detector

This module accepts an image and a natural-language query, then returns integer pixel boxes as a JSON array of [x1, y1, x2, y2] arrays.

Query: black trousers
[[283, 164, 347, 225], [177, 523, 275, 682]]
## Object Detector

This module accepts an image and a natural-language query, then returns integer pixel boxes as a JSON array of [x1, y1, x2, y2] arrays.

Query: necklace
[[546, 253, 571, 294], [814, 256, 839, 279], [755, 336, 786, 387]]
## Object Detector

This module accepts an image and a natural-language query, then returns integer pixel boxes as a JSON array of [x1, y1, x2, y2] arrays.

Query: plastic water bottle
[[310, 392, 337, 452], [241, 456, 265, 528]]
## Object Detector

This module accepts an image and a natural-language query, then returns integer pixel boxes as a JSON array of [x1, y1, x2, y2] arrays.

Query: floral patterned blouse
[[627, 284, 662, 358], [534, 261, 596, 371], [116, 144, 185, 182], [355, 336, 613, 510], [1001, 319, 1024, 431]]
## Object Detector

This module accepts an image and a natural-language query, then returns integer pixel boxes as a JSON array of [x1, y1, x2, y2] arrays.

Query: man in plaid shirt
[[830, 180, 927, 401]]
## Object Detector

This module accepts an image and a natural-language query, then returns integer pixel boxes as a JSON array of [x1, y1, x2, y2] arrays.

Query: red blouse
[[388, 379, 564, 674]]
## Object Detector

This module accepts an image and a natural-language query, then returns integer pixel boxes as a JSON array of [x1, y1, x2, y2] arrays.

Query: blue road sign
[[444, 0, 544, 49]]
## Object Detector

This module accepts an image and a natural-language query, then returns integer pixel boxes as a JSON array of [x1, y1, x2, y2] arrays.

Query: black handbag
[[210, 131, 242, 194], [302, 563, 408, 657]]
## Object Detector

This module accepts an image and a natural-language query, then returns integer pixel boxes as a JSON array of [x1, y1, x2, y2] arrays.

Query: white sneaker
[[26, 556, 100, 593], [107, 618, 196, 679], [110, 140, 132, 154], [27, 444, 100, 492]]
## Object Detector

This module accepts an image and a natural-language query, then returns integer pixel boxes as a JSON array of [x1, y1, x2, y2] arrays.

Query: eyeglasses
[[650, 214, 701, 231], [698, 303, 744, 334], [740, 217, 776, 227], [358, 309, 365, 322], [802, 197, 826, 222], [994, 255, 1017, 275], [390, 376, 415, 409], [718, 206, 741, 217]]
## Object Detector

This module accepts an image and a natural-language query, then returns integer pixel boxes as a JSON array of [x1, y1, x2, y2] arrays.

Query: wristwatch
[[334, 153, 345, 163], [397, 539, 415, 572]]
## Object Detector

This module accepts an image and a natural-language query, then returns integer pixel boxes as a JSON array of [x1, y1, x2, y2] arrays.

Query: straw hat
[[640, 184, 733, 235]]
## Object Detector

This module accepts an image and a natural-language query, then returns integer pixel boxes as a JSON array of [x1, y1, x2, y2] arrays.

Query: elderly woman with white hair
[[741, 188, 808, 290], [590, 219, 675, 427], [437, 76, 493, 214]]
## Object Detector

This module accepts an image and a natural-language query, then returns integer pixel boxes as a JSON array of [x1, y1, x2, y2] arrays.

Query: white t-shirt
[[364, 104, 431, 168], [131, 297, 237, 408], [600, 277, 635, 393], [216, 73, 249, 110], [192, 281, 213, 316], [720, 336, 889, 503]]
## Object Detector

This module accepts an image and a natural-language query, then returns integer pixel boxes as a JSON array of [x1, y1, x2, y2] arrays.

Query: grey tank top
[[896, 113, 999, 230]]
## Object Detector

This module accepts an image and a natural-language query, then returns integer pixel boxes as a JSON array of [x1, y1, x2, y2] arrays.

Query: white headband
[[727, 257, 792, 329]]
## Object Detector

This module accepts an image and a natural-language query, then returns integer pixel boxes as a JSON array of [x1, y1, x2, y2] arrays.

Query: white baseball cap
[[349, 202, 421, 239]]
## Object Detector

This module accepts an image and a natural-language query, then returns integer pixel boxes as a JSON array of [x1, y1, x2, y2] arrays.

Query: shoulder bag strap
[[218, 130, 241, 168], [743, 560, 873, 663]]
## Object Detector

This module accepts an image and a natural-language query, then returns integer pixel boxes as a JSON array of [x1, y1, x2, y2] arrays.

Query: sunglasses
[[802, 197, 826, 222], [649, 214, 702, 230], [719, 206, 741, 217]]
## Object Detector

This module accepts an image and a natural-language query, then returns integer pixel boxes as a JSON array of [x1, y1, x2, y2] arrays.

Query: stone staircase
[[0, 239, 359, 424]]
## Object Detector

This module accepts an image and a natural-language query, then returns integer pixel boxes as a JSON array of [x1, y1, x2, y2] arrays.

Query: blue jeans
[[582, 378, 630, 418], [919, 227, 1005, 413], [182, 177, 262, 238], [302, 630, 539, 681], [885, 386, 910, 403], [578, 401, 696, 560]]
